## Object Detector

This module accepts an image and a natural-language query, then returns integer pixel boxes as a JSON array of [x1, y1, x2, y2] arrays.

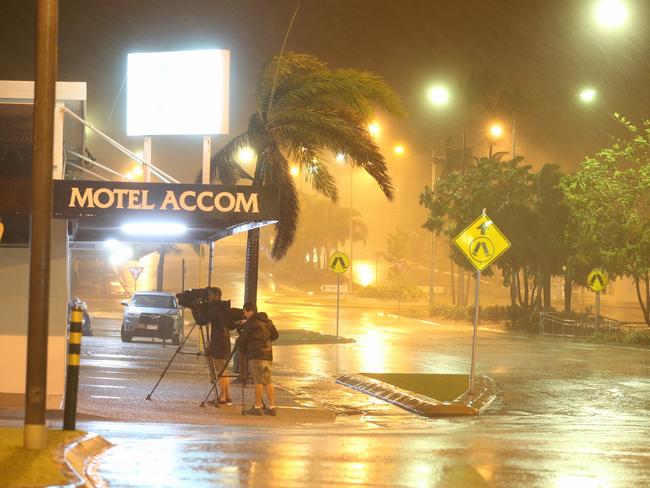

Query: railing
[[538, 311, 645, 338]]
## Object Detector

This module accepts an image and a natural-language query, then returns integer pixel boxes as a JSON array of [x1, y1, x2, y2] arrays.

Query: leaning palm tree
[[209, 53, 404, 301]]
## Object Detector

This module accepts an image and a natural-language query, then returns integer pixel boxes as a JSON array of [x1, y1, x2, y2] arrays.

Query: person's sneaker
[[265, 407, 277, 416], [245, 406, 263, 416], [218, 397, 232, 406]]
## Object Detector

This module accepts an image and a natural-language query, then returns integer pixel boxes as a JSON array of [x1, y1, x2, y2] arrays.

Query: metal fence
[[538, 312, 646, 338]]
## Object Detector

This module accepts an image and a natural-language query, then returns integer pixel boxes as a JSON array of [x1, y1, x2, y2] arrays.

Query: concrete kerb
[[64, 433, 113, 487], [336, 374, 497, 417]]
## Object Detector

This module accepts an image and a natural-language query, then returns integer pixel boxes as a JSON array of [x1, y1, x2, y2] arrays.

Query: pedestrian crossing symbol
[[329, 251, 350, 274], [453, 213, 510, 271], [587, 268, 608, 292]]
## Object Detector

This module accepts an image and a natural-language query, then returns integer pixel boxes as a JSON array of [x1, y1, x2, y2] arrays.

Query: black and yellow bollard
[[63, 305, 83, 430]]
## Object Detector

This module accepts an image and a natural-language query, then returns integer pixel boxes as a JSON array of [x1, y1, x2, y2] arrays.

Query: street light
[[594, 0, 629, 29], [427, 85, 451, 107], [368, 121, 381, 139], [579, 87, 597, 103], [290, 165, 299, 176], [393, 144, 405, 156], [488, 123, 504, 157]]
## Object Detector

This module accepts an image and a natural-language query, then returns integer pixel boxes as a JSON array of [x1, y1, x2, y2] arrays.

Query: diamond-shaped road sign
[[453, 214, 510, 271], [128, 266, 144, 281], [587, 268, 608, 292], [328, 251, 350, 274]]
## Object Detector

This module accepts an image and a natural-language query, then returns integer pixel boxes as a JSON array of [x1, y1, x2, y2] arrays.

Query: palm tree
[[210, 53, 404, 302]]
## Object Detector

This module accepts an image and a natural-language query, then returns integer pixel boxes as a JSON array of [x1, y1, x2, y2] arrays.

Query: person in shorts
[[238, 301, 279, 415]]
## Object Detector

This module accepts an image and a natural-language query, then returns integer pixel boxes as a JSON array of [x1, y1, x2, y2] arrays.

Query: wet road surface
[[78, 297, 650, 487]]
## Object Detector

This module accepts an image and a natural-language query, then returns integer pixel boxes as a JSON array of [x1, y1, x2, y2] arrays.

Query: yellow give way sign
[[453, 213, 510, 271], [587, 268, 608, 292], [329, 251, 350, 274]]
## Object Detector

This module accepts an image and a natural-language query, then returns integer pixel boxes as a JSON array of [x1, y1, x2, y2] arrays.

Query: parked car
[[120, 291, 184, 345], [69, 298, 92, 336]]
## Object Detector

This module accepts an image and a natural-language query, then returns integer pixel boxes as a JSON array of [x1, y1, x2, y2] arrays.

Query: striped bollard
[[63, 305, 83, 430]]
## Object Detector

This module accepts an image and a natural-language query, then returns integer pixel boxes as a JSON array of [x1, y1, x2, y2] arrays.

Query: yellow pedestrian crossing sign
[[453, 213, 510, 271], [587, 268, 608, 292], [329, 251, 350, 274]]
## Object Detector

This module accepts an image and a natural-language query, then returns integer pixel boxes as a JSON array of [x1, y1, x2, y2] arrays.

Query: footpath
[[0, 296, 497, 487]]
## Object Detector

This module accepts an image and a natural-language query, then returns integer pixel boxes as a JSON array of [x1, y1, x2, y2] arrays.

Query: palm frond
[[263, 144, 300, 259], [302, 159, 338, 201], [208, 133, 254, 184]]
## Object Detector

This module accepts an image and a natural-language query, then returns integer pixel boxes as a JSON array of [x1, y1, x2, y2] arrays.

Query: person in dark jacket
[[238, 301, 279, 415], [192, 287, 235, 404]]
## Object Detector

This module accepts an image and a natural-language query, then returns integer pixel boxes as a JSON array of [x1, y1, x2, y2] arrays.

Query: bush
[[591, 329, 650, 346], [427, 304, 514, 323]]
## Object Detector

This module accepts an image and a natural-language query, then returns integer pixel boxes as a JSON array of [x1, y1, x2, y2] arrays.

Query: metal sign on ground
[[329, 251, 349, 338], [453, 213, 510, 271], [129, 266, 144, 292], [587, 268, 608, 292], [454, 211, 510, 395], [329, 251, 350, 274], [587, 268, 609, 326]]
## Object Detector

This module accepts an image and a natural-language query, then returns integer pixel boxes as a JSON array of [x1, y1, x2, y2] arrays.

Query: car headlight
[[125, 311, 138, 319], [167, 310, 182, 319]]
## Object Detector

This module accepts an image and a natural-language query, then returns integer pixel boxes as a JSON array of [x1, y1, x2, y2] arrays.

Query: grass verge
[[276, 329, 355, 345], [360, 373, 469, 402], [0, 427, 84, 487]]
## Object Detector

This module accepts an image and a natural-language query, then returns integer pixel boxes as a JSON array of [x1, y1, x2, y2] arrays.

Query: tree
[[209, 53, 403, 301], [420, 154, 542, 310], [561, 116, 650, 324], [211, 53, 402, 257]]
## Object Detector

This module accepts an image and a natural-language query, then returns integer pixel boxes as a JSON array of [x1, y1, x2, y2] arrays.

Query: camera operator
[[192, 287, 235, 405], [237, 302, 279, 416]]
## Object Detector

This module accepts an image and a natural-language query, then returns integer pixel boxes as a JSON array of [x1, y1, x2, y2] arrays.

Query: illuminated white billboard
[[126, 49, 230, 136]]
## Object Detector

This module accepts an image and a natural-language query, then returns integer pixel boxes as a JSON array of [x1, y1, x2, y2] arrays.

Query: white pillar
[[143, 136, 152, 182], [202, 135, 211, 184]]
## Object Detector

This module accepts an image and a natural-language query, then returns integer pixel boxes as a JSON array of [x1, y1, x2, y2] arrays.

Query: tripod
[[146, 321, 217, 401], [200, 342, 254, 415]]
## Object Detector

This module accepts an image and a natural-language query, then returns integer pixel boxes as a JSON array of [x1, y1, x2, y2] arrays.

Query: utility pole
[[24, 0, 58, 450], [428, 153, 437, 310]]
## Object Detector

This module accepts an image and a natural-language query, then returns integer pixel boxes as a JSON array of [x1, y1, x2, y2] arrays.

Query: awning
[[0, 178, 279, 244]]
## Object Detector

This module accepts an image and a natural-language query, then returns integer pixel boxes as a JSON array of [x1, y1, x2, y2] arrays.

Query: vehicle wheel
[[120, 323, 133, 343], [172, 333, 181, 346]]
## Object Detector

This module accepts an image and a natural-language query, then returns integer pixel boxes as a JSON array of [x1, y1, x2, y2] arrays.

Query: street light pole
[[24, 0, 58, 450], [428, 154, 437, 310]]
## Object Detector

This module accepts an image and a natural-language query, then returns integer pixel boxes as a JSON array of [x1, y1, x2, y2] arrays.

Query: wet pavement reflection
[[80, 298, 650, 486]]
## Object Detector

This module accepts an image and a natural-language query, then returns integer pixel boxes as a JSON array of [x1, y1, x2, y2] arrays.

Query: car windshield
[[131, 295, 176, 309]]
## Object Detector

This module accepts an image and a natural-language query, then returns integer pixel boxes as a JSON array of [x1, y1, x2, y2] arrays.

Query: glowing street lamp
[[594, 0, 629, 29], [336, 152, 346, 163], [290, 166, 299, 176], [488, 123, 504, 157], [427, 85, 450, 107], [237, 146, 256, 164], [393, 144, 405, 156], [368, 121, 381, 139], [579, 87, 597, 103]]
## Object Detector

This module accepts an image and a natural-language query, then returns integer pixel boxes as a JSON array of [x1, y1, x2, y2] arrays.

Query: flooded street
[[80, 298, 650, 487]]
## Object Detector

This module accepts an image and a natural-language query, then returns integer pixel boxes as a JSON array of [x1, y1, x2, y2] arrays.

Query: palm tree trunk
[[633, 274, 650, 326], [156, 247, 166, 291], [244, 227, 260, 305], [563, 273, 572, 313], [450, 257, 456, 305], [512, 112, 517, 159]]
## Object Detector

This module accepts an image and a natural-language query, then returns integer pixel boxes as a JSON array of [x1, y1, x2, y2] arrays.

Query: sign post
[[453, 211, 510, 395], [587, 268, 609, 330], [329, 251, 350, 338], [128, 266, 144, 293]]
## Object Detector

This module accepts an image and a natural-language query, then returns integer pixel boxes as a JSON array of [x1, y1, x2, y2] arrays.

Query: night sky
[[1, 0, 648, 241]]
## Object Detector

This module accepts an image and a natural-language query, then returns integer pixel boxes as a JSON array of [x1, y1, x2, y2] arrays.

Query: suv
[[120, 291, 184, 345]]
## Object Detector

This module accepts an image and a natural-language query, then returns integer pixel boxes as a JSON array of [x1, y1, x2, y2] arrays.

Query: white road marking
[[90, 395, 121, 399]]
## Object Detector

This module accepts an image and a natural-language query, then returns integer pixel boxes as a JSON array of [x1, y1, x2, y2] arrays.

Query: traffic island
[[336, 373, 496, 417], [0, 427, 110, 487]]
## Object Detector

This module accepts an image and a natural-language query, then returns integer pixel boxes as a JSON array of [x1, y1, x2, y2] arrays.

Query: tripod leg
[[200, 343, 238, 407], [146, 321, 198, 400]]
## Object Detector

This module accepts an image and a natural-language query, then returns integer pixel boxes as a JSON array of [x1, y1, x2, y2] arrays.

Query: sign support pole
[[595, 291, 600, 331], [24, 0, 58, 450], [336, 273, 340, 338], [469, 269, 481, 395]]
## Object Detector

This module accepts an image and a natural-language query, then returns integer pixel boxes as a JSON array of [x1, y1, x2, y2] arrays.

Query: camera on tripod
[[176, 288, 245, 330]]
